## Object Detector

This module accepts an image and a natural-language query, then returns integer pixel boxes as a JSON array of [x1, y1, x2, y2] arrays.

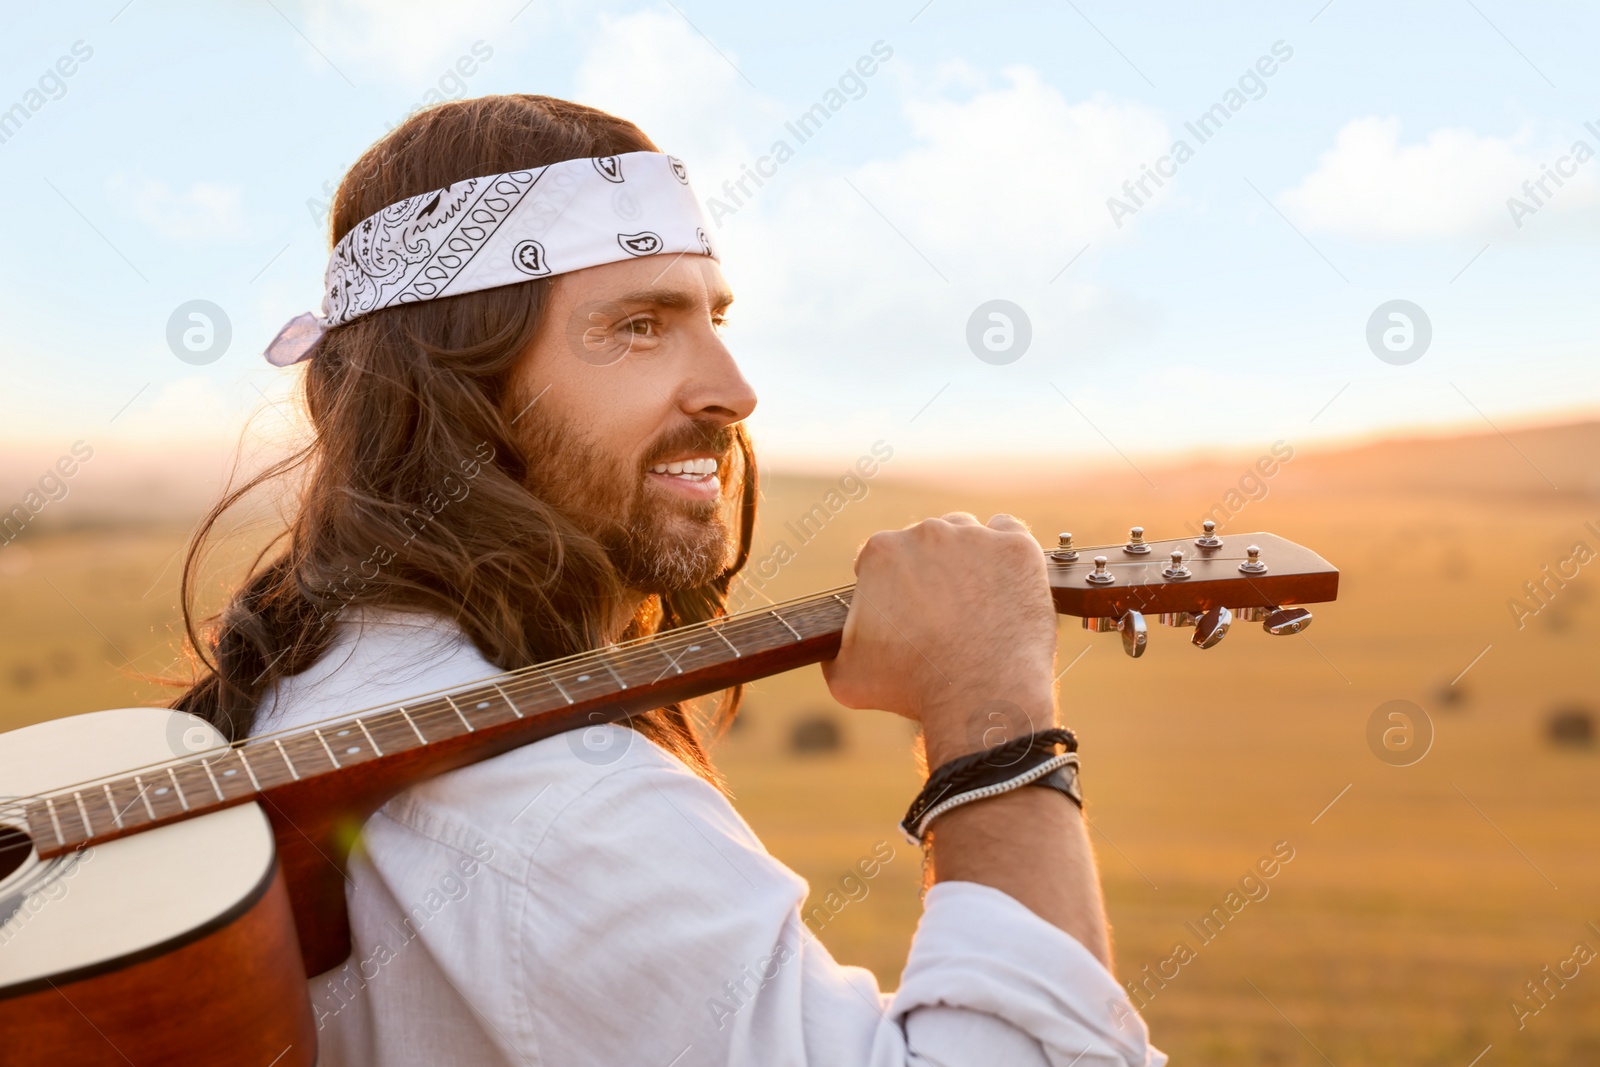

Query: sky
[[2, 0, 1598, 478]]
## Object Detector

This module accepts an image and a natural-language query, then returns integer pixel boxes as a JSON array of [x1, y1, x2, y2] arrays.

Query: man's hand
[[821, 512, 1059, 767], [822, 512, 1113, 966]]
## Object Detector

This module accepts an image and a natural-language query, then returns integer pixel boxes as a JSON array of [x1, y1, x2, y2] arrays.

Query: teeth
[[649, 458, 718, 477]]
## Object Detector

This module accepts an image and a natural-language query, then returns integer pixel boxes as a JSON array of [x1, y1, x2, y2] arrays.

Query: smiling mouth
[[647, 456, 718, 480]]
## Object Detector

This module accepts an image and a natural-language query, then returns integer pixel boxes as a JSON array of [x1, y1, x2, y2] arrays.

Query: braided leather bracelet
[[900, 728, 1079, 844]]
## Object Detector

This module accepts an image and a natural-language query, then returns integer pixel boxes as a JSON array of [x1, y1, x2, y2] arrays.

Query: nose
[[679, 330, 757, 427]]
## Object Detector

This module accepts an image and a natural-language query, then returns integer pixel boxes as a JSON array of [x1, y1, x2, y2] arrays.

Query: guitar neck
[[27, 588, 857, 860], [22, 527, 1340, 860]]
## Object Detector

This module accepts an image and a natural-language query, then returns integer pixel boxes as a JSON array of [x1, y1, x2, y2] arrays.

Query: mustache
[[642, 421, 736, 468]]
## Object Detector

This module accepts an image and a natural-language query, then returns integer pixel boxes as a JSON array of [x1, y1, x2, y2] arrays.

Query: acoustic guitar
[[0, 527, 1336, 1065]]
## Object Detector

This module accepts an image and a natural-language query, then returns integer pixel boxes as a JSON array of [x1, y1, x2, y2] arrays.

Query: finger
[[986, 513, 1030, 534], [939, 511, 982, 526]]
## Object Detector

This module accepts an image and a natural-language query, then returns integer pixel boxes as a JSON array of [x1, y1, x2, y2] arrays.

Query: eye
[[712, 313, 731, 332], [624, 316, 657, 337]]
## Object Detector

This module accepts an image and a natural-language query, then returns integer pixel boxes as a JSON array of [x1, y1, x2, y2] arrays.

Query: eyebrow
[[610, 285, 735, 313]]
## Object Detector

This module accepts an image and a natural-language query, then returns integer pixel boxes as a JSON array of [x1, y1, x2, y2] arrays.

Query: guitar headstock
[[1045, 525, 1339, 657]]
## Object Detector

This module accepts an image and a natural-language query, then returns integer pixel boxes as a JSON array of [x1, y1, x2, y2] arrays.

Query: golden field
[[3, 420, 1599, 1065]]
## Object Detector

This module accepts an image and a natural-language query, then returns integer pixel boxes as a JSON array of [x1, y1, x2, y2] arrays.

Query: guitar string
[[17, 538, 1296, 829]]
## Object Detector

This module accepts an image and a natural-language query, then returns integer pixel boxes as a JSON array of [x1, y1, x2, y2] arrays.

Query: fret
[[142, 771, 188, 825], [445, 695, 475, 732], [646, 641, 684, 683], [207, 748, 257, 797], [314, 728, 341, 768], [282, 731, 337, 775], [552, 661, 621, 704], [770, 608, 803, 641], [403, 698, 471, 743], [199, 758, 226, 801], [448, 685, 520, 728], [104, 778, 145, 828], [356, 718, 384, 756], [594, 651, 628, 690], [43, 797, 65, 846], [24, 803, 60, 852], [133, 775, 159, 820], [172, 761, 218, 810], [362, 709, 424, 756], [399, 707, 428, 745], [656, 630, 729, 673], [492, 683, 522, 718], [103, 783, 124, 830], [74, 792, 93, 835], [166, 767, 191, 812], [723, 611, 798, 652], [706, 623, 741, 658], [273, 739, 301, 782], [235, 748, 263, 791], [50, 793, 87, 842], [785, 597, 845, 633]]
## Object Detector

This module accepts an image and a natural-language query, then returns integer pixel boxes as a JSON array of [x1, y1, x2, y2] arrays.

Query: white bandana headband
[[264, 151, 716, 366]]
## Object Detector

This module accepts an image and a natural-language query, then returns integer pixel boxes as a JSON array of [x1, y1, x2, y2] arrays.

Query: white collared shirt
[[256, 611, 1166, 1067]]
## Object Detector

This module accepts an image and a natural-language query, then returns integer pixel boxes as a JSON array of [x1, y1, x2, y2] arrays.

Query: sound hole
[[0, 824, 33, 882]]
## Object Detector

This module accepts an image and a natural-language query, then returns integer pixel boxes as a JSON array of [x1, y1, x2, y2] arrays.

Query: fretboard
[[25, 588, 855, 858]]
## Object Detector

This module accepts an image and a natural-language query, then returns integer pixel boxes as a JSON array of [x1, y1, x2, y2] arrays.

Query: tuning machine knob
[[1192, 605, 1232, 649], [1263, 606, 1313, 635], [1083, 609, 1148, 657], [1119, 610, 1148, 658], [1051, 532, 1079, 562]]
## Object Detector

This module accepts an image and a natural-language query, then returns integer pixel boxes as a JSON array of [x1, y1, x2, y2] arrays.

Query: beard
[[515, 410, 741, 595]]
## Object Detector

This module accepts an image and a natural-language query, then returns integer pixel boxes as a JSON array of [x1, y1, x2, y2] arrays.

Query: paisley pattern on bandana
[[264, 152, 715, 366]]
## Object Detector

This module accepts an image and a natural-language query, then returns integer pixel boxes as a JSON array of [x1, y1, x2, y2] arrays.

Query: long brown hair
[[174, 95, 757, 787]]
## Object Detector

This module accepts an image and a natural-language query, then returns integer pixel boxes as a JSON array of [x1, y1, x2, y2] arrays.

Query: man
[[179, 94, 1164, 1066]]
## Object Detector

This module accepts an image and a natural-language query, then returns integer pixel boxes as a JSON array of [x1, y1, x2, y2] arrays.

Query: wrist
[[919, 684, 1058, 769]]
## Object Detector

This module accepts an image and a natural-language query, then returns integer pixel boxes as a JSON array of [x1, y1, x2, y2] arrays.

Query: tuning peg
[[1239, 545, 1267, 574], [1123, 526, 1152, 555], [1119, 610, 1148, 658], [1233, 606, 1269, 622], [1263, 606, 1313, 635], [1051, 532, 1079, 562], [1192, 605, 1232, 649], [1160, 612, 1196, 626], [1086, 556, 1115, 584], [1194, 520, 1223, 549], [1162, 550, 1191, 580]]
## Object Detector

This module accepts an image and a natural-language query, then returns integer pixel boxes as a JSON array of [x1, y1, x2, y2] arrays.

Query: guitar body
[[0, 708, 316, 1066]]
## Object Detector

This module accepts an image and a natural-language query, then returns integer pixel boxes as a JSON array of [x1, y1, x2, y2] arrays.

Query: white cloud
[[108, 176, 248, 241], [297, 0, 517, 83], [563, 14, 1179, 459], [1279, 116, 1600, 240], [573, 8, 777, 173]]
